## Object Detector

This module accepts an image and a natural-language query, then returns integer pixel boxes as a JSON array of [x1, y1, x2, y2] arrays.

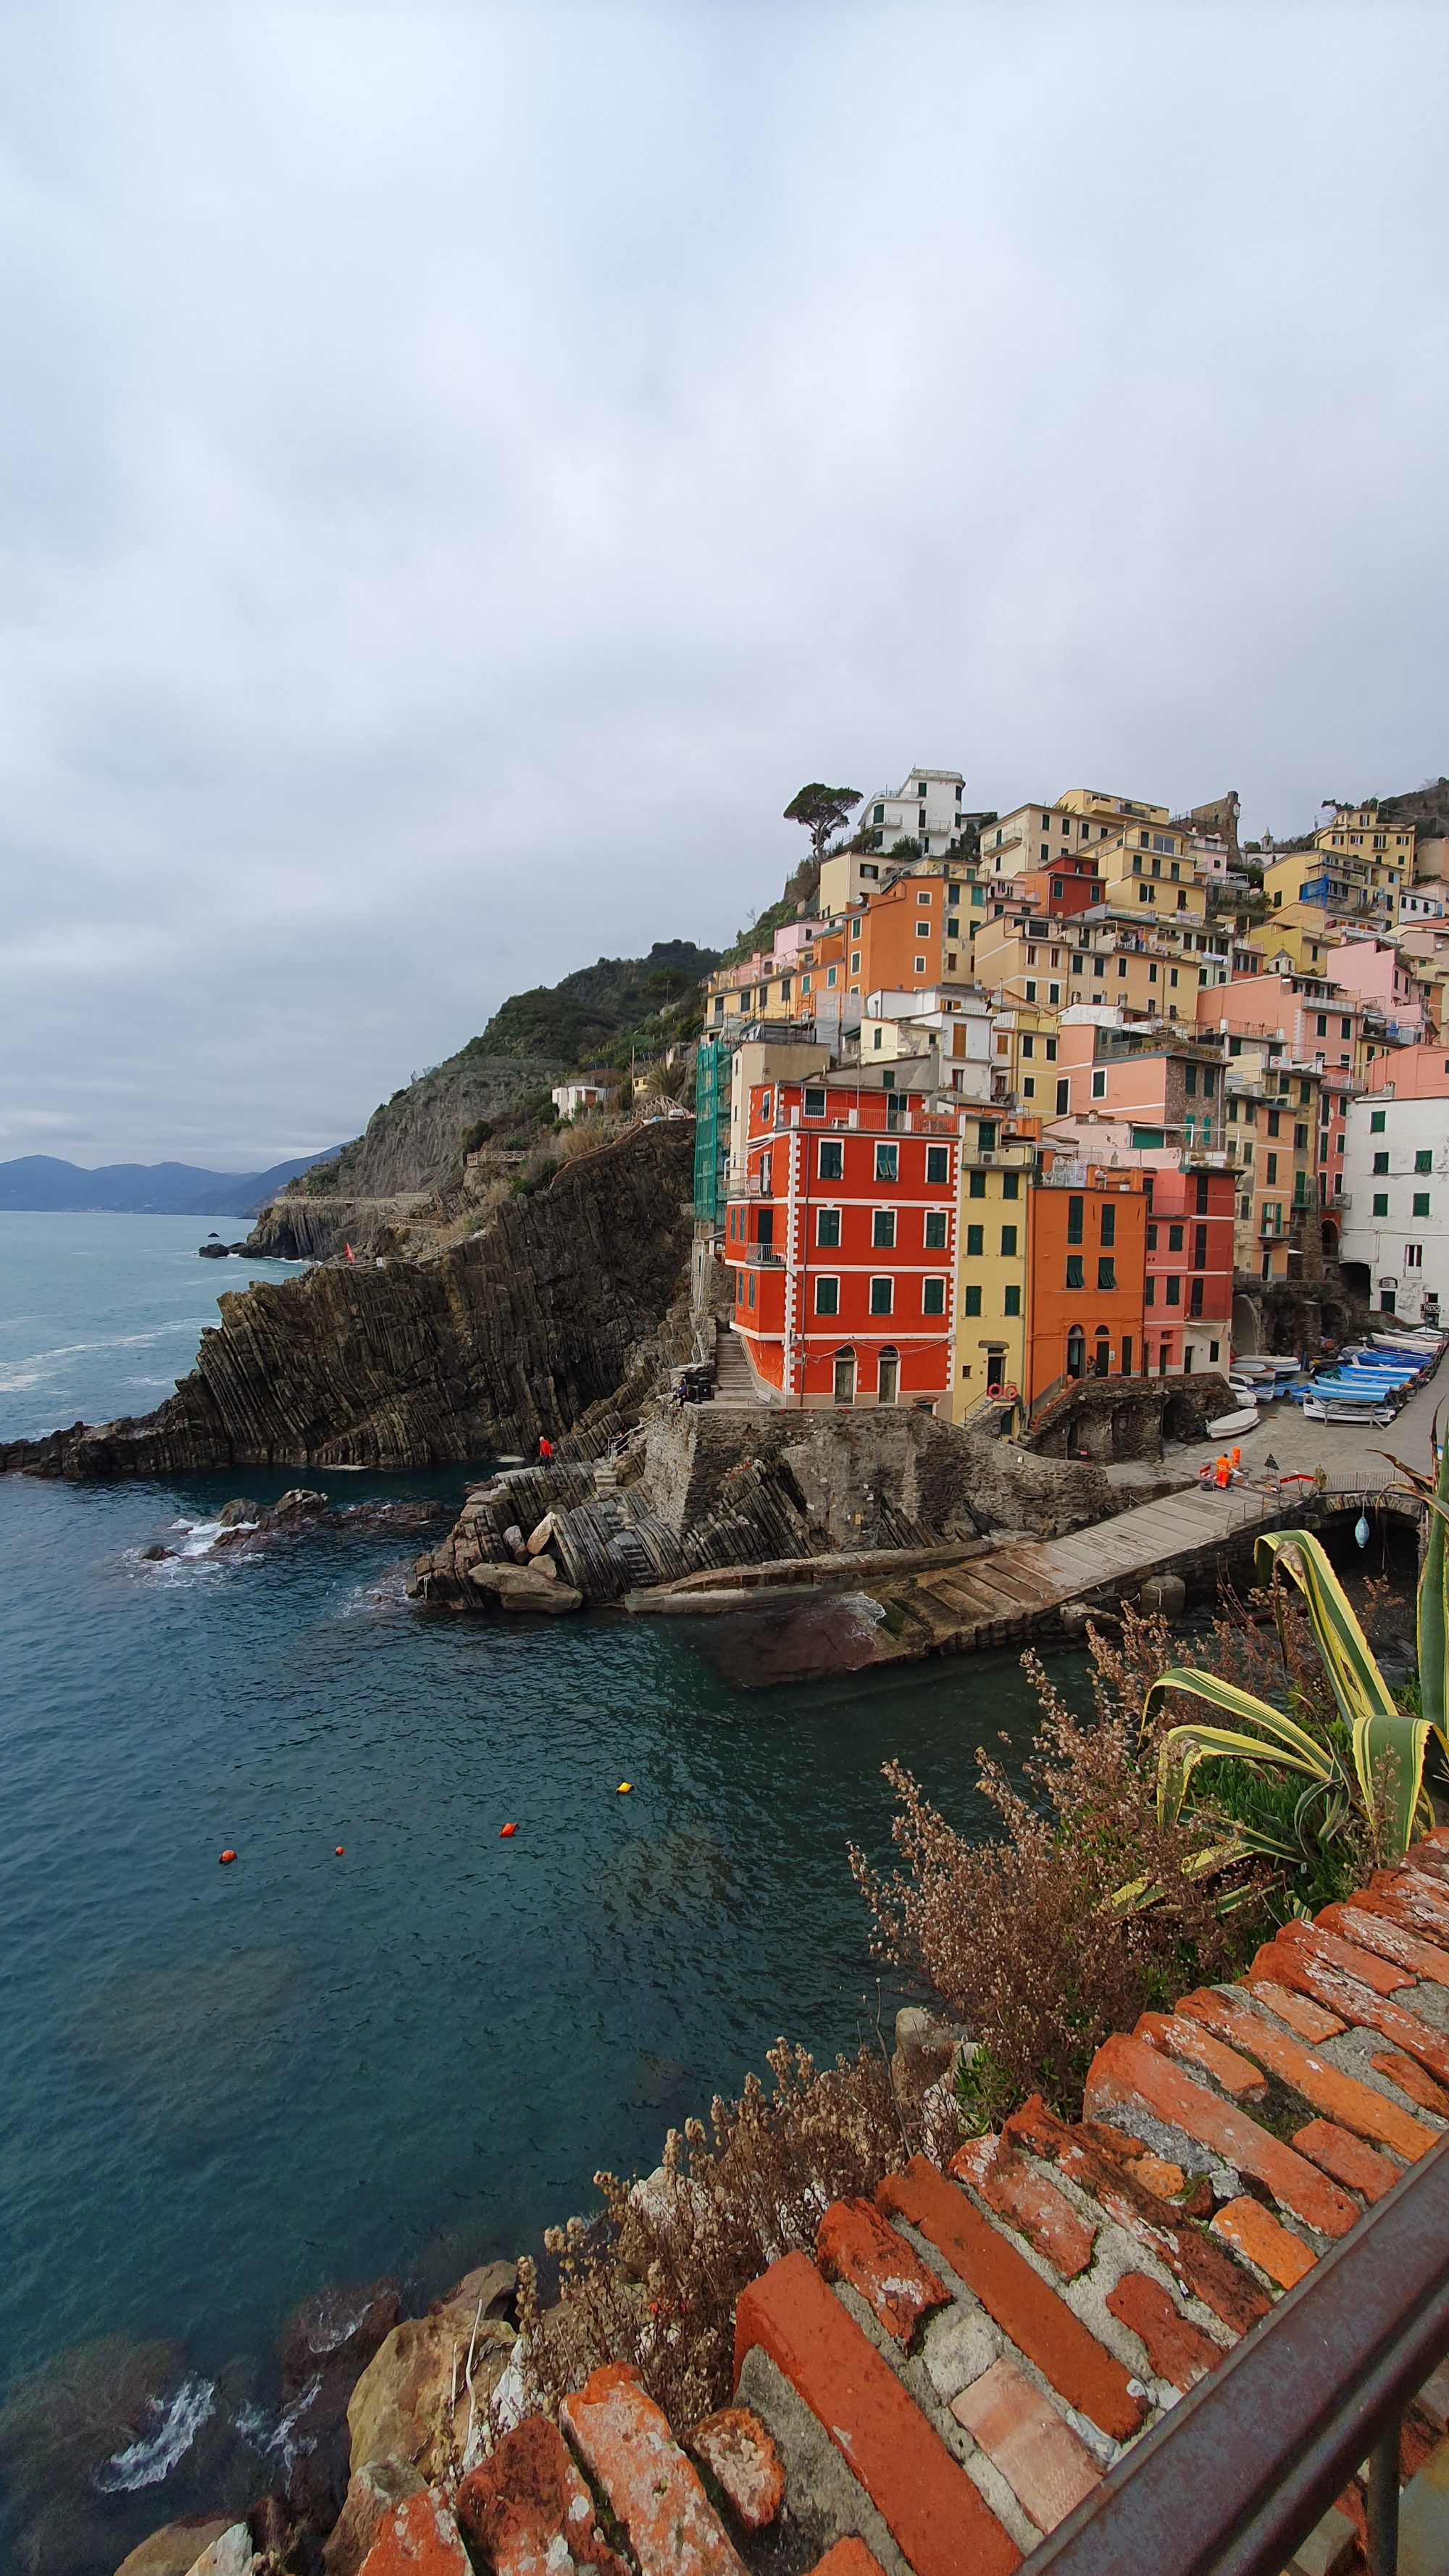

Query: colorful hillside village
[[691, 774, 1449, 1423]]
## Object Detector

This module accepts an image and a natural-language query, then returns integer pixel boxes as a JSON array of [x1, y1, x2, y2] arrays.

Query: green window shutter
[[1003, 1284, 1021, 1317], [966, 1225, 984, 1256], [964, 1284, 982, 1316]]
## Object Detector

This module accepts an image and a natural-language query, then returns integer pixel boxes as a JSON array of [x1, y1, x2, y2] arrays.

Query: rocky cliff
[[2, 1122, 696, 1478]]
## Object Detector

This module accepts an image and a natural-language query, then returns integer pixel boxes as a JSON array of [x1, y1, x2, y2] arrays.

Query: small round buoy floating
[[617, 1782, 632, 1794], [219, 1848, 236, 1865], [335, 1845, 344, 1856], [499, 1822, 517, 1838]]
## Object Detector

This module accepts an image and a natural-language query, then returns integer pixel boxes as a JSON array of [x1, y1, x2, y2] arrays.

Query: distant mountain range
[[0, 1152, 340, 1217]]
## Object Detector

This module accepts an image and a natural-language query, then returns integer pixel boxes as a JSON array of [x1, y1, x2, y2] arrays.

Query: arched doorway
[[1066, 1327, 1085, 1380], [833, 1346, 856, 1406], [1093, 1329, 1111, 1377], [877, 1346, 899, 1406], [1232, 1291, 1261, 1354], [1321, 1220, 1340, 1259]]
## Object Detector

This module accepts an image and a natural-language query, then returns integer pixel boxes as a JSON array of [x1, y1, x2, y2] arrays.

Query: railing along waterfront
[[1021, 2129, 1449, 2576]]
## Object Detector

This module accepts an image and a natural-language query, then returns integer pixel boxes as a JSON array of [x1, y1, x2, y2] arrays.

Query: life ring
[[990, 1382, 1018, 1404]]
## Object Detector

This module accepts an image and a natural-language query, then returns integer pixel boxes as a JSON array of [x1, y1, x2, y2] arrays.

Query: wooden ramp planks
[[877, 1486, 1271, 1654]]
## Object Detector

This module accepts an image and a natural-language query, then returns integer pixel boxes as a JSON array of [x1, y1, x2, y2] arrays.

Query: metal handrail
[[1022, 2128, 1449, 2576]]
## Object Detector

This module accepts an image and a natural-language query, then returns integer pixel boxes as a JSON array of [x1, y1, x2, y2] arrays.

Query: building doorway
[[833, 1347, 856, 1405], [1066, 1328, 1085, 1380], [985, 1346, 1008, 1394], [1093, 1332, 1111, 1377], [877, 1347, 899, 1406]]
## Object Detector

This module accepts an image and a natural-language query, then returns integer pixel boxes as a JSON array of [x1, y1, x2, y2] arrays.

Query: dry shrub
[[851, 1609, 1271, 2125], [514, 2039, 911, 2436]]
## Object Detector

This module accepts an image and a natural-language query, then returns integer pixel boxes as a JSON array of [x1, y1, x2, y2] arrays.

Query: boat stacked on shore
[[1290, 1328, 1448, 1427]]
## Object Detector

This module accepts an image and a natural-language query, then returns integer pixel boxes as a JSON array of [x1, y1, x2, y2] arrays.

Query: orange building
[[1024, 1167, 1149, 1406], [843, 870, 973, 1002]]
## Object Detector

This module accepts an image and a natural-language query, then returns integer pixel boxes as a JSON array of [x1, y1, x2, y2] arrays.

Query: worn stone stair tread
[[560, 2363, 748, 2576], [734, 2251, 1020, 2576], [877, 2159, 1145, 2441]]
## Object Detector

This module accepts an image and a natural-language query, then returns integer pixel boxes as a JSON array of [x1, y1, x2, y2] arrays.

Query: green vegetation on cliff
[[476, 941, 719, 1062]]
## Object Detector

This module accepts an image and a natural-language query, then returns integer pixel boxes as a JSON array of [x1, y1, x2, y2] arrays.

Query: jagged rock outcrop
[[412, 1405, 1118, 1610], [1, 1124, 695, 1479]]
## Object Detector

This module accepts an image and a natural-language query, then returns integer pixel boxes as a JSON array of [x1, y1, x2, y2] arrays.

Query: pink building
[[1364, 1043, 1449, 1098], [1319, 938, 1424, 1036]]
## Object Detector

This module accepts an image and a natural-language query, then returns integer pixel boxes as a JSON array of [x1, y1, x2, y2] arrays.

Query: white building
[[859, 767, 966, 859], [1340, 1090, 1449, 1325], [551, 1080, 610, 1117], [858, 987, 993, 1100]]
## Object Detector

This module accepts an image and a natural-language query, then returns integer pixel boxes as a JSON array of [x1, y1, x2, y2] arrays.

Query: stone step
[[1132, 2009, 1267, 2101], [1290, 2119, 1402, 2204], [733, 2248, 1021, 2576], [456, 2415, 628, 2576], [1317, 1900, 1449, 1985], [1277, 1920, 1416, 1996], [1102, 2272, 1224, 2394], [877, 2158, 1145, 2442], [1174, 1987, 1440, 2162], [1083, 2033, 1360, 2238], [560, 2364, 748, 2576], [1210, 2196, 1316, 2288], [1250, 1940, 1449, 2086], [948, 2137, 1098, 2282], [951, 2354, 1102, 2538], [357, 2493, 471, 2575], [815, 2198, 951, 2348], [1002, 2098, 1270, 2335]]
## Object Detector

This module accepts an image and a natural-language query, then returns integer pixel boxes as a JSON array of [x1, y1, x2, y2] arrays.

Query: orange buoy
[[499, 1822, 517, 1838], [335, 1845, 344, 1856], [219, 1848, 236, 1864]]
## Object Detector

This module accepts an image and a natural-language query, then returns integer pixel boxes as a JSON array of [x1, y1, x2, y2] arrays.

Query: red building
[[1143, 1167, 1235, 1375], [723, 1072, 959, 1408]]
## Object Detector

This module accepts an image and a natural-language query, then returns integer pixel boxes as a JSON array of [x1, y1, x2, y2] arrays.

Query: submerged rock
[[274, 2278, 402, 2538]]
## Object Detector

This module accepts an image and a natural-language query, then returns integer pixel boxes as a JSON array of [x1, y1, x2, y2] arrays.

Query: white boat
[[1206, 1404, 1260, 1437], [1301, 1393, 1395, 1427]]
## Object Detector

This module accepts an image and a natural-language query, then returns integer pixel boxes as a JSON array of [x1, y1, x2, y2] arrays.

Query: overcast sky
[[1, 1, 1446, 1168]]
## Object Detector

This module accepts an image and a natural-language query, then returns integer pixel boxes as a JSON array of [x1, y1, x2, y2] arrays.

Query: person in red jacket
[[538, 1435, 553, 1462]]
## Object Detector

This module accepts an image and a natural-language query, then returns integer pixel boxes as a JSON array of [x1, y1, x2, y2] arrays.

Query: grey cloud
[[0, 0, 1446, 1163]]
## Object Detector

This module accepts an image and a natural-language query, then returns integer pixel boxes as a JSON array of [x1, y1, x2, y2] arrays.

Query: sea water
[[0, 1214, 1058, 2570]]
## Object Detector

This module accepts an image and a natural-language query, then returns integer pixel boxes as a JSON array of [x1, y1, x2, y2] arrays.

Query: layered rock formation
[[1, 1124, 694, 1479]]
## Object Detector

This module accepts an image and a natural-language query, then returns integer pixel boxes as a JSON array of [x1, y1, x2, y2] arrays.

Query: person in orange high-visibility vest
[[1214, 1454, 1231, 1488]]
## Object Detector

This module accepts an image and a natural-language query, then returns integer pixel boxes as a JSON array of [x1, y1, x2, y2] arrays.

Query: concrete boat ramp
[[625, 1481, 1357, 1671]]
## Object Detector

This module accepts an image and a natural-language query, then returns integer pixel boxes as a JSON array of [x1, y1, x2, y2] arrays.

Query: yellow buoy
[[617, 1782, 632, 1794]]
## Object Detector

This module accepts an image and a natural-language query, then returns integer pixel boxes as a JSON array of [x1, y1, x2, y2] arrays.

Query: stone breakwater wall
[[1, 1123, 695, 1479], [409, 1408, 1119, 1612]]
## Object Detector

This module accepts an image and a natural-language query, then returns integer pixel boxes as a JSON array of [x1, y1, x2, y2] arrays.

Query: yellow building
[[1092, 822, 1208, 921], [979, 789, 1167, 880], [1223, 1049, 1323, 1280], [945, 1117, 1035, 1422], [972, 909, 1232, 1024], [987, 1000, 1064, 1113]]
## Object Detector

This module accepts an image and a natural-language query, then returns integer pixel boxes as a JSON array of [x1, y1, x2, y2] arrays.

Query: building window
[[1414, 1193, 1431, 1218], [964, 1284, 982, 1317], [1416, 1150, 1433, 1173], [922, 1279, 945, 1316], [819, 1139, 843, 1179], [850, 954, 861, 974], [869, 1277, 893, 1315], [1266, 1154, 1278, 1183], [874, 1143, 898, 1181], [1166, 1277, 1182, 1306], [1371, 1109, 1387, 1132], [1001, 1225, 1018, 1256], [1100, 1204, 1116, 1247], [1145, 1277, 1156, 1306], [827, 965, 838, 988], [748, 1271, 755, 1309], [1003, 1284, 1021, 1317], [803, 1086, 826, 1117], [914, 957, 927, 974], [926, 1145, 950, 1184], [1022, 1077, 1035, 1099], [1374, 1151, 1390, 1175], [1066, 1195, 1084, 1245], [1373, 1192, 1389, 1216], [922, 1209, 946, 1250], [966, 1224, 984, 1256], [816, 1207, 841, 1247], [1025, 980, 1037, 1001], [1002, 1171, 1019, 1199], [1190, 1279, 1203, 1317], [1091, 1069, 1106, 1098], [814, 1276, 839, 1314], [1095, 1257, 1115, 1290], [871, 1208, 896, 1249], [1407, 1244, 1424, 1270], [1056, 1078, 1070, 1114], [1022, 1036, 1035, 1059], [1065, 1254, 1085, 1288]]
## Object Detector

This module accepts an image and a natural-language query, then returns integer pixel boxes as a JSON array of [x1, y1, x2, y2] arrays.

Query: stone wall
[[1022, 1370, 1235, 1461]]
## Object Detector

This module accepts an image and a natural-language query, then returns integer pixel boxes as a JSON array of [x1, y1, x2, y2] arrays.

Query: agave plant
[[1145, 1520, 1439, 1872]]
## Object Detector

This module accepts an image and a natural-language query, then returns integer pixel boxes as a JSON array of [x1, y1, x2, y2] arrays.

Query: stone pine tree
[[784, 783, 862, 862]]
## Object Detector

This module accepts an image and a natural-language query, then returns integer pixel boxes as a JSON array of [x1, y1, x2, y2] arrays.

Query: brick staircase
[[356, 1835, 1449, 2576]]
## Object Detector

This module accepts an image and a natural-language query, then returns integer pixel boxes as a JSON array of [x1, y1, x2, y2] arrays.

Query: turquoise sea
[[0, 1214, 1054, 2571]]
